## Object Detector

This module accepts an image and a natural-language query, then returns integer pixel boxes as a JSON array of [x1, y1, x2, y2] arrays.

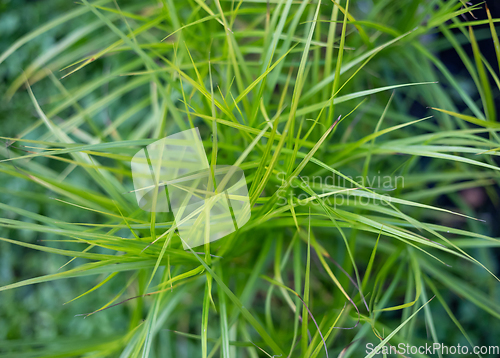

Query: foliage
[[0, 0, 499, 357]]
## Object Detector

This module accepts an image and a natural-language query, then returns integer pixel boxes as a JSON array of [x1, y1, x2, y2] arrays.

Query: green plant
[[0, 0, 499, 357]]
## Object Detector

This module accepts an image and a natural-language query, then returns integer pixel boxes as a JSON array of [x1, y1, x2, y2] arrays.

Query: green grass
[[0, 0, 500, 357]]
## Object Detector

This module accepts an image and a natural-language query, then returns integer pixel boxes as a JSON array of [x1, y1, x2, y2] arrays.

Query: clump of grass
[[0, 0, 499, 357]]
